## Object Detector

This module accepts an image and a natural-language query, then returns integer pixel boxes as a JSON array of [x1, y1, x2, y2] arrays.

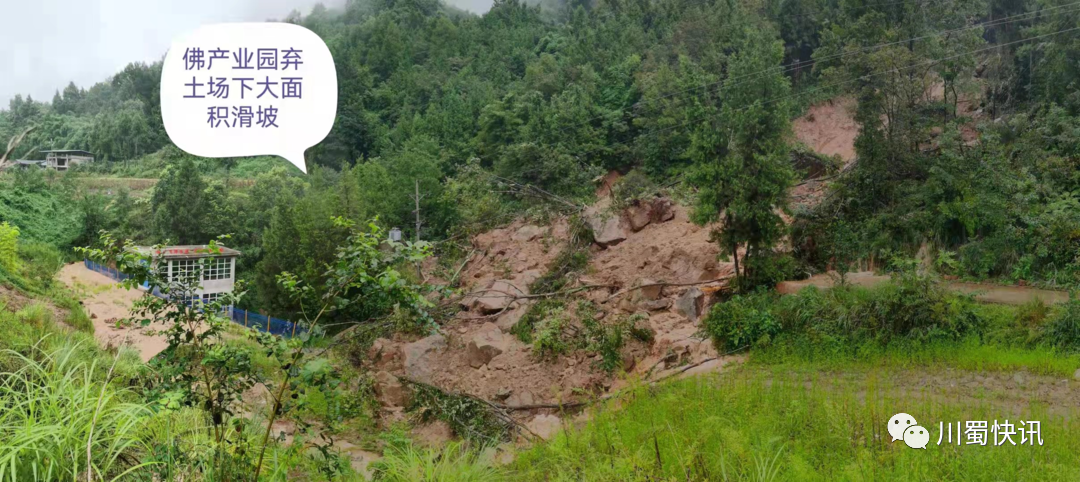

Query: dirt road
[[57, 263, 169, 361], [778, 272, 1072, 305]]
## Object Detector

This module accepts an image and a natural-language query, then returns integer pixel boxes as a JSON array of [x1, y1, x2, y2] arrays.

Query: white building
[[135, 245, 241, 306]]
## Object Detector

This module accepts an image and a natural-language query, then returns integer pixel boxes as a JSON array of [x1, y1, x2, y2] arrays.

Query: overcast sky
[[0, 0, 493, 108]]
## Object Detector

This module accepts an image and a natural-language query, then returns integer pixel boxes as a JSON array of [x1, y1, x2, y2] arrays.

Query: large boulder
[[506, 390, 536, 407], [626, 198, 675, 232], [513, 270, 543, 295], [640, 299, 672, 312], [473, 280, 521, 314], [512, 225, 546, 242], [373, 371, 407, 407], [527, 414, 562, 440], [635, 278, 663, 301], [627, 204, 652, 232], [654, 326, 717, 368], [367, 338, 402, 370], [675, 287, 705, 322], [467, 323, 510, 368], [496, 302, 530, 333], [648, 198, 676, 223], [584, 203, 629, 247], [621, 349, 637, 372], [403, 334, 447, 382]]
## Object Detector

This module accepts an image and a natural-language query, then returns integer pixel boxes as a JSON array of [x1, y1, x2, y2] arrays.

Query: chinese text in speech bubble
[[160, 23, 337, 173]]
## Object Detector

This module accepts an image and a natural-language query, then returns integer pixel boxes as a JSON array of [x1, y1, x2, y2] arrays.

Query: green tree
[[150, 158, 208, 244], [689, 29, 795, 290]]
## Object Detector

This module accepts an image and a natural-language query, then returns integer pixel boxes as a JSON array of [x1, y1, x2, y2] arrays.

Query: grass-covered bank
[[703, 271, 1080, 376]]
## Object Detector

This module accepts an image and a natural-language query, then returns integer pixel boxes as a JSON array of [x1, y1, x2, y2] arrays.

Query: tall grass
[[0, 339, 153, 481], [371, 441, 504, 482], [512, 368, 1080, 481]]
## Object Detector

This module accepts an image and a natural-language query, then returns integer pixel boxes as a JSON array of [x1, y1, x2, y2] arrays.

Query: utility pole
[[410, 179, 425, 281], [411, 178, 424, 242]]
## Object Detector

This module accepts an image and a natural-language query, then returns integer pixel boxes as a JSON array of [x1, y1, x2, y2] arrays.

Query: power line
[[775, 0, 1079, 81], [548, 0, 1080, 140], [774, 0, 912, 21]]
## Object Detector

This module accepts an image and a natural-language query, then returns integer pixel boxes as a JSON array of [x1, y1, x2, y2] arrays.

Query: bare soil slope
[[367, 200, 742, 439], [57, 263, 167, 361], [793, 96, 858, 166]]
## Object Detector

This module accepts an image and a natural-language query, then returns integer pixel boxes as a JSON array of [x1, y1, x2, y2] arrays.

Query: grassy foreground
[[509, 364, 1079, 481]]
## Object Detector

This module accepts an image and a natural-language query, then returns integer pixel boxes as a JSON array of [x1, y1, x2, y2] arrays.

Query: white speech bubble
[[888, 413, 917, 442], [903, 425, 930, 449], [160, 23, 337, 173]]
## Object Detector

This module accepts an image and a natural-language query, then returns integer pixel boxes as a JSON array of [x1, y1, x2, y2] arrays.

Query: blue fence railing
[[83, 259, 304, 336]]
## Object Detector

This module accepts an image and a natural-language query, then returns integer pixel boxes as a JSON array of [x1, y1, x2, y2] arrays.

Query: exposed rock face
[[403, 334, 446, 382], [373, 371, 407, 407], [467, 323, 510, 368], [676, 287, 705, 321], [512, 225, 547, 242]]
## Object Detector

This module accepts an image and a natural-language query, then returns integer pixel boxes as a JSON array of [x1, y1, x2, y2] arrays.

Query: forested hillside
[[3, 0, 1080, 315]]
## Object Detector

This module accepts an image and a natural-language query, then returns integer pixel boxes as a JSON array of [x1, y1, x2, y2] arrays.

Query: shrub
[[609, 170, 657, 210], [739, 251, 798, 292], [0, 222, 19, 273], [406, 382, 512, 445], [60, 298, 95, 333], [533, 313, 569, 359], [1042, 296, 1080, 351], [580, 304, 625, 373], [17, 240, 66, 288], [511, 299, 564, 344], [703, 273, 985, 353], [527, 215, 592, 295], [703, 291, 782, 350]]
